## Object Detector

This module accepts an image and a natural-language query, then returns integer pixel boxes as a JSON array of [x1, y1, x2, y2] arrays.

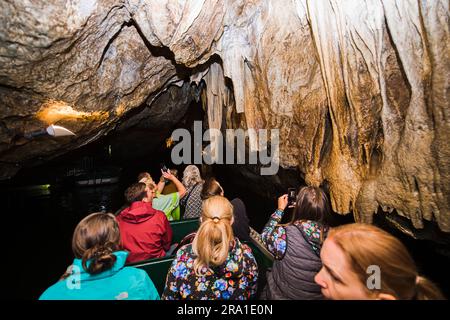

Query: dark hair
[[72, 212, 121, 275], [124, 182, 147, 203], [291, 186, 331, 226], [201, 178, 224, 200]]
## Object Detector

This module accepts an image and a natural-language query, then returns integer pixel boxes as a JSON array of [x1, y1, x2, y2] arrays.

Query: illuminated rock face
[[0, 1, 448, 231]]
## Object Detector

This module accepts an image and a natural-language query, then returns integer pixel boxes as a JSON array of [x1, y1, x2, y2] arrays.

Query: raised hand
[[277, 194, 289, 211], [161, 169, 175, 181]]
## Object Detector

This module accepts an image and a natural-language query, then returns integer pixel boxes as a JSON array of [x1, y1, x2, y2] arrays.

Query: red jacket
[[117, 201, 173, 263]]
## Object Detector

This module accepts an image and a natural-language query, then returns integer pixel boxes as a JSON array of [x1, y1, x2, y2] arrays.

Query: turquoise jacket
[[39, 251, 159, 300]]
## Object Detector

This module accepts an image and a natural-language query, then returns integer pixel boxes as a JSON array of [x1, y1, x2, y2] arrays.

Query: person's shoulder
[[169, 191, 180, 200], [121, 266, 151, 280], [118, 266, 159, 291], [158, 192, 170, 198], [116, 267, 159, 299], [116, 209, 126, 219], [296, 219, 326, 235], [153, 208, 168, 218], [174, 243, 195, 260], [194, 182, 204, 190], [235, 239, 252, 255], [186, 183, 202, 195], [236, 241, 258, 266], [230, 197, 244, 205], [152, 195, 165, 204], [273, 223, 287, 234], [38, 280, 66, 300], [147, 208, 169, 225], [179, 242, 194, 253]]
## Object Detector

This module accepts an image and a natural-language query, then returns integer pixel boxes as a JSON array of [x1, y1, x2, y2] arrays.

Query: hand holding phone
[[160, 163, 169, 173], [288, 188, 297, 207], [277, 194, 289, 212], [160, 163, 170, 183]]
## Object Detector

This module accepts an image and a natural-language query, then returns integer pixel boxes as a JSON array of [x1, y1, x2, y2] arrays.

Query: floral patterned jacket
[[261, 209, 328, 259], [161, 238, 258, 300]]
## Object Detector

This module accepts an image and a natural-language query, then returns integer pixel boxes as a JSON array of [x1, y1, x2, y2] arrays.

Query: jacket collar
[[70, 251, 128, 281], [119, 201, 158, 223]]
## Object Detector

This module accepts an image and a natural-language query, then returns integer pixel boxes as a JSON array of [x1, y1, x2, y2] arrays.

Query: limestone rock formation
[[0, 0, 448, 231]]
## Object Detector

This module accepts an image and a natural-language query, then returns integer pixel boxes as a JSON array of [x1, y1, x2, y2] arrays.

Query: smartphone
[[160, 163, 170, 183], [288, 188, 297, 206], [160, 163, 169, 173]]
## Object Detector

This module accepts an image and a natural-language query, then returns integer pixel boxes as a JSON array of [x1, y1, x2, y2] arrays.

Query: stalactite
[[0, 0, 448, 231]]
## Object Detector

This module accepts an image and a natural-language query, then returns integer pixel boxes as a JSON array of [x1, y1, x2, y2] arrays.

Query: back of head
[[182, 165, 202, 189], [72, 212, 121, 275], [139, 176, 156, 190], [329, 223, 444, 300], [201, 177, 224, 200], [137, 172, 151, 182], [125, 182, 147, 203], [192, 196, 234, 275], [291, 186, 331, 226]]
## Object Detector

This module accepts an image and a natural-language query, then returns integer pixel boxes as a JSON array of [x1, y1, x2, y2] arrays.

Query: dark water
[[1, 176, 120, 299], [1, 161, 270, 299], [1, 146, 449, 299], [0, 143, 172, 299]]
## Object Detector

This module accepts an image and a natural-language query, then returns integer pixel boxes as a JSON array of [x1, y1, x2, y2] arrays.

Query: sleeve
[[161, 254, 182, 300], [261, 209, 287, 259], [161, 214, 173, 252]]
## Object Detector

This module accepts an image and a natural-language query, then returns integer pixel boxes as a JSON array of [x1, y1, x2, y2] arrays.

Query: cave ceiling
[[0, 0, 448, 231]]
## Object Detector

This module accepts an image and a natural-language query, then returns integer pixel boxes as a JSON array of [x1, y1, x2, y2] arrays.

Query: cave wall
[[0, 0, 448, 231]]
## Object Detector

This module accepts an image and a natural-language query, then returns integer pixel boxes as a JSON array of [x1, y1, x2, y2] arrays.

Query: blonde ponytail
[[192, 196, 234, 275]]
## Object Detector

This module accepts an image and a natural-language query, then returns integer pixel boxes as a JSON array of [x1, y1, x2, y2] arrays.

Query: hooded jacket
[[161, 238, 258, 300], [39, 251, 159, 300], [117, 201, 172, 263]]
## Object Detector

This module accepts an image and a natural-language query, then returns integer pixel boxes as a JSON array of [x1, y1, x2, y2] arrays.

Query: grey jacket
[[262, 223, 326, 300]]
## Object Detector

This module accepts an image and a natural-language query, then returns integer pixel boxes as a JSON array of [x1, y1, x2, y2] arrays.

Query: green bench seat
[[128, 219, 274, 296], [127, 218, 200, 294]]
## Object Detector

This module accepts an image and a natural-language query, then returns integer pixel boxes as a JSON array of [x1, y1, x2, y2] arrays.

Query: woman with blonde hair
[[315, 223, 445, 300], [180, 165, 204, 218], [201, 177, 251, 242], [162, 196, 258, 300], [39, 212, 159, 300]]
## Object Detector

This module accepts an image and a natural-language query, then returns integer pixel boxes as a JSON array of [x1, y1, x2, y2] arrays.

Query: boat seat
[[129, 221, 274, 297], [128, 256, 175, 296], [170, 218, 200, 244]]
